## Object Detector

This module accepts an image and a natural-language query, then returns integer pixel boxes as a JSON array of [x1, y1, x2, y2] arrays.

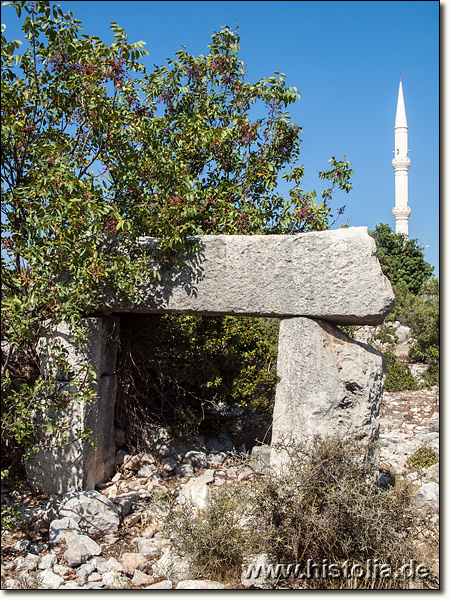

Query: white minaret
[[392, 76, 411, 237]]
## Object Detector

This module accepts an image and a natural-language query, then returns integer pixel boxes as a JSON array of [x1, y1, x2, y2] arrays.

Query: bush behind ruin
[[168, 435, 434, 589]]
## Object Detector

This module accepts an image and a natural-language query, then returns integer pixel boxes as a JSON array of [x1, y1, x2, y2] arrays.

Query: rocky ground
[[1, 384, 439, 590]]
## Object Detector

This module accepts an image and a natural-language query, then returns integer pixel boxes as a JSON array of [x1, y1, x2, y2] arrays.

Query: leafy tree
[[1, 1, 353, 469], [369, 224, 438, 386], [369, 224, 434, 295]]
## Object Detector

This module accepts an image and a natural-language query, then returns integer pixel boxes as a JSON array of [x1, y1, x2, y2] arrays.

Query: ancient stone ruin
[[25, 227, 395, 494]]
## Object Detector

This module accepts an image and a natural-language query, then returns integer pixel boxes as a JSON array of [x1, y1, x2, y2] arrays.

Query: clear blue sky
[[2, 0, 440, 276]]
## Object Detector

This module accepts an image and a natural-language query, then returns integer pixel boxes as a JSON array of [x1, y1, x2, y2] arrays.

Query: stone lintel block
[[100, 227, 394, 325], [271, 317, 386, 471], [25, 317, 120, 494]]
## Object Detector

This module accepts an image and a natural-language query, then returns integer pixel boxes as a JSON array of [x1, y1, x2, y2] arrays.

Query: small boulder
[[207, 452, 227, 467], [145, 580, 173, 589], [39, 568, 64, 589], [131, 570, 155, 586], [59, 490, 120, 535], [13, 553, 39, 571], [178, 469, 215, 509], [38, 552, 57, 570], [161, 457, 178, 473], [112, 491, 139, 518], [120, 552, 149, 576], [182, 450, 207, 472], [102, 571, 117, 587], [176, 464, 195, 478], [413, 482, 439, 511], [63, 531, 102, 567], [152, 551, 191, 583]]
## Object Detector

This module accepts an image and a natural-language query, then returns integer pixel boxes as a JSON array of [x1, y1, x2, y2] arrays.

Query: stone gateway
[[25, 227, 394, 493]]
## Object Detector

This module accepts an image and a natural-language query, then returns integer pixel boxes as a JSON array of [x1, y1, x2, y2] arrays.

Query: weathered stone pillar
[[25, 317, 120, 494], [270, 317, 386, 470]]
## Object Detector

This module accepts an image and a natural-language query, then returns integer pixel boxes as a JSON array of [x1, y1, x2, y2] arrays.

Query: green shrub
[[169, 436, 432, 589], [406, 446, 439, 472], [384, 351, 417, 392], [388, 278, 439, 385], [167, 484, 254, 582]]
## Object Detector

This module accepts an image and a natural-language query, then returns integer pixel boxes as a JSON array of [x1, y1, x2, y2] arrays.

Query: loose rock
[[59, 490, 120, 535], [176, 579, 226, 589], [63, 531, 102, 567]]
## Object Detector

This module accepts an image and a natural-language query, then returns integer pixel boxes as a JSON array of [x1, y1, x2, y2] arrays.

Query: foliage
[[399, 278, 439, 384], [169, 436, 431, 589], [369, 224, 438, 386], [115, 314, 278, 449], [383, 351, 417, 392], [406, 445, 439, 472], [369, 224, 434, 296], [1, 0, 353, 471], [167, 484, 254, 582]]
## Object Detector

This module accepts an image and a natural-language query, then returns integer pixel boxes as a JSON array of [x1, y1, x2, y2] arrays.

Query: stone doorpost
[[270, 317, 386, 470], [25, 317, 120, 494]]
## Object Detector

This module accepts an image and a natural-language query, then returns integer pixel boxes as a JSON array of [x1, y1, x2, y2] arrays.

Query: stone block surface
[[103, 227, 394, 325], [25, 317, 120, 494], [271, 317, 386, 470]]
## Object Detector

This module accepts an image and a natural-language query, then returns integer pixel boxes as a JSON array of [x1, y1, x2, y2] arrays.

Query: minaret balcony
[[392, 206, 411, 219], [392, 157, 411, 171]]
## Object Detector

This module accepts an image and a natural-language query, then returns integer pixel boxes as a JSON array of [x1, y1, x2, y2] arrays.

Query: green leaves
[[1, 2, 353, 470]]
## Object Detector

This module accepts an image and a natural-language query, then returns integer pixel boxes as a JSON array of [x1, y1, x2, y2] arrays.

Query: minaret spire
[[392, 77, 411, 238]]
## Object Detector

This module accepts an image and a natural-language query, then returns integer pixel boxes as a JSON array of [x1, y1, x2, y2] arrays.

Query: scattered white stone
[[178, 469, 215, 509], [63, 531, 102, 567], [120, 552, 149, 576], [86, 581, 105, 589], [145, 580, 173, 589], [59, 490, 120, 535], [413, 482, 439, 510], [152, 551, 191, 583], [3, 578, 20, 589], [106, 556, 124, 572], [137, 464, 157, 478], [88, 556, 110, 573], [39, 568, 64, 589], [176, 579, 226, 589], [14, 539, 30, 552], [53, 564, 69, 577], [207, 452, 227, 466], [77, 562, 96, 577], [38, 552, 57, 570], [131, 570, 155, 586], [13, 553, 39, 571], [102, 571, 117, 587], [112, 491, 139, 517]]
